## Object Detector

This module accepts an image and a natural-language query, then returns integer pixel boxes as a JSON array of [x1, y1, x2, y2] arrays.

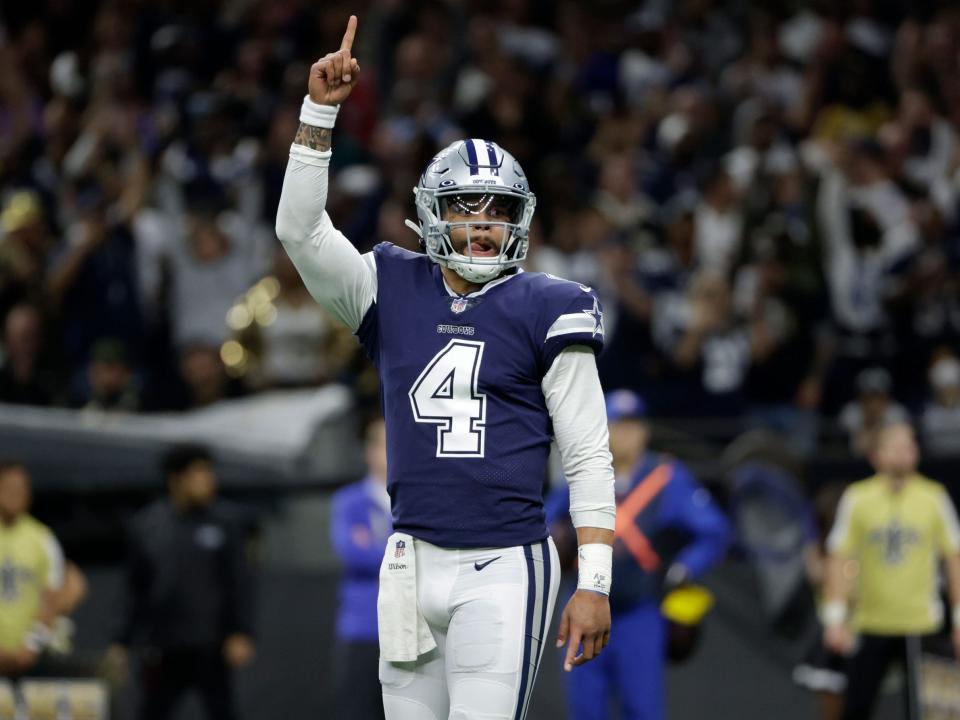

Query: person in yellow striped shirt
[[0, 461, 64, 676], [823, 422, 960, 719]]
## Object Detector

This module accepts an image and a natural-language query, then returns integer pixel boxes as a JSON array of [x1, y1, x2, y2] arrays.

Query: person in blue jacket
[[546, 389, 732, 720], [330, 417, 392, 720]]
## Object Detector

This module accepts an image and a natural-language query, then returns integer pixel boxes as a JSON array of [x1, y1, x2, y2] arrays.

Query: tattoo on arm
[[294, 123, 332, 151]]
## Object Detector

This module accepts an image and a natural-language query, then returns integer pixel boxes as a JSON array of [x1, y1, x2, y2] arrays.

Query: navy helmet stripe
[[464, 139, 479, 175], [485, 142, 499, 176], [514, 543, 537, 720]]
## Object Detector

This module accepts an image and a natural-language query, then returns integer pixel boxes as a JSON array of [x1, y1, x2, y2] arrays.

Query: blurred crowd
[[2, 0, 960, 457]]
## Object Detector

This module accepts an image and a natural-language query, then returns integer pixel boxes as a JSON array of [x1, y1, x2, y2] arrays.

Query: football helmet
[[407, 139, 536, 284]]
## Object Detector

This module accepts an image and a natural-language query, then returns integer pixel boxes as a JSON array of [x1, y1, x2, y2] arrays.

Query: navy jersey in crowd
[[357, 243, 605, 548]]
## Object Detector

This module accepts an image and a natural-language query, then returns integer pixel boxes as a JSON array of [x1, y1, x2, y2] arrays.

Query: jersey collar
[[874, 472, 923, 492], [435, 265, 524, 298]]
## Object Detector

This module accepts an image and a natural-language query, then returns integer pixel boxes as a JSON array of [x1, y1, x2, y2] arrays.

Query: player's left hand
[[556, 589, 611, 672]]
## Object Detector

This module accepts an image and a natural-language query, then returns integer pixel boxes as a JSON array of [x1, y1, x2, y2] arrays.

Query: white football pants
[[380, 537, 560, 720]]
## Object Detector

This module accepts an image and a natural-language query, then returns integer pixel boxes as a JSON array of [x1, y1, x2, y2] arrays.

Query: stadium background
[[1, 0, 959, 717]]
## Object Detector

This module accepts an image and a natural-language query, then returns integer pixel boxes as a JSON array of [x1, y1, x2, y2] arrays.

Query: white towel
[[377, 532, 436, 662]]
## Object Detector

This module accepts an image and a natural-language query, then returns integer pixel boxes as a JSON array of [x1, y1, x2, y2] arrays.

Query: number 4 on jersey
[[409, 340, 487, 458]]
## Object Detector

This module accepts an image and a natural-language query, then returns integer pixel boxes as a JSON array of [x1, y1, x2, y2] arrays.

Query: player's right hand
[[309, 15, 361, 107]]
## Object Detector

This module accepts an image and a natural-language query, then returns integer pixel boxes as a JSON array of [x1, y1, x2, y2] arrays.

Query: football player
[[276, 16, 615, 720]]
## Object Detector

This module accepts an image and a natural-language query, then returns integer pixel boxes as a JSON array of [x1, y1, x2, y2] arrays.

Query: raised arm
[[275, 15, 376, 332]]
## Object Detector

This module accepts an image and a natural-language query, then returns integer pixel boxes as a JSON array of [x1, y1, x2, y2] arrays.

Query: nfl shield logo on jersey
[[450, 298, 468, 314], [395, 540, 406, 558]]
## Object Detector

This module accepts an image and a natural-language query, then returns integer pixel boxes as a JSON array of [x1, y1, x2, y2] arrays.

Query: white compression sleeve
[[275, 141, 376, 332], [542, 346, 616, 530]]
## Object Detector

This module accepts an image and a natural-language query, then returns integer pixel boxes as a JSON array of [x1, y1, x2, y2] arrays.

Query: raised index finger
[[340, 15, 357, 51]]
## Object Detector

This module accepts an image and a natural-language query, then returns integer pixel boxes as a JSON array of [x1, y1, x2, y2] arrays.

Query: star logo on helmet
[[582, 297, 604, 338]]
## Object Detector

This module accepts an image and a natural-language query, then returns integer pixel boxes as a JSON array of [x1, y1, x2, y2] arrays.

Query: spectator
[[330, 418, 392, 720], [47, 177, 142, 370], [720, 13, 804, 119], [529, 207, 611, 290], [78, 337, 140, 412], [547, 390, 731, 720], [693, 167, 743, 274], [921, 352, 960, 456], [638, 193, 699, 299], [618, 10, 673, 109], [107, 444, 256, 720], [0, 302, 56, 406], [0, 191, 52, 320], [164, 183, 272, 352], [886, 192, 958, 399], [823, 422, 960, 720], [0, 461, 65, 678], [736, 231, 821, 457], [654, 270, 755, 417], [173, 343, 246, 411], [226, 248, 354, 390], [815, 139, 918, 413], [592, 152, 654, 235], [838, 367, 908, 456], [880, 87, 957, 214]]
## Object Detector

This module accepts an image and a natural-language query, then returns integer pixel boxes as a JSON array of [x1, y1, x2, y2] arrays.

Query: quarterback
[[276, 16, 616, 720]]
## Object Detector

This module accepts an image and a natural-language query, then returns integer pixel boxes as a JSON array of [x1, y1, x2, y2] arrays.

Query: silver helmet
[[408, 139, 536, 284]]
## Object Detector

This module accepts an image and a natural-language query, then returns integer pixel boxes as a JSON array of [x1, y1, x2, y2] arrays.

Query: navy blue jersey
[[357, 243, 605, 548]]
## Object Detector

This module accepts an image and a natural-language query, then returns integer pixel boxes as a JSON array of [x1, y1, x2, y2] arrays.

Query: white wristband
[[821, 600, 847, 628], [300, 95, 339, 129], [23, 621, 52, 652], [577, 543, 612, 595]]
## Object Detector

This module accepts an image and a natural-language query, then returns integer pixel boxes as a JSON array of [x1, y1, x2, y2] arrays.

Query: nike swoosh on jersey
[[474, 556, 501, 571]]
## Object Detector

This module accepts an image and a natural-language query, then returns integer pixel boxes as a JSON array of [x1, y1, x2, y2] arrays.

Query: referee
[[823, 422, 960, 719]]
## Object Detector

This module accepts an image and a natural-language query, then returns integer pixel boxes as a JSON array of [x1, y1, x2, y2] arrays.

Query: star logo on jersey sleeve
[[582, 297, 604, 338]]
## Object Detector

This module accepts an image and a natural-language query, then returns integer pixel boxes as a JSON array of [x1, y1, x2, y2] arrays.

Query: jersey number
[[409, 340, 486, 458]]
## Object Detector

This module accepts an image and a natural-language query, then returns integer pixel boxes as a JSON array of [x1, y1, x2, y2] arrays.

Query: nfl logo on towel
[[450, 298, 468, 314], [395, 540, 406, 558]]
